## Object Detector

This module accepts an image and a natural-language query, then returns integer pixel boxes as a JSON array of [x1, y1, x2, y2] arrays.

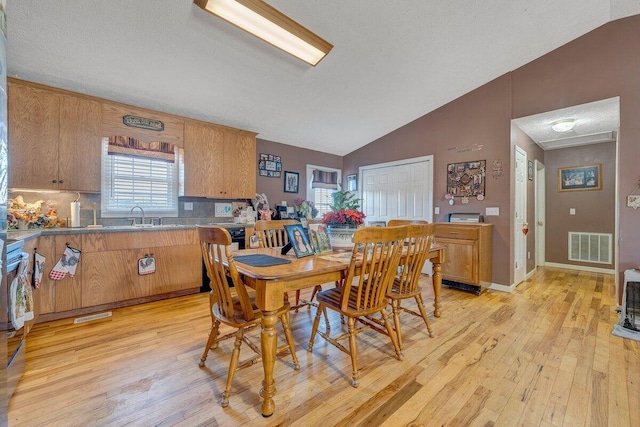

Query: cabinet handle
[[59, 180, 64, 184], [52, 180, 58, 183], [449, 231, 459, 235]]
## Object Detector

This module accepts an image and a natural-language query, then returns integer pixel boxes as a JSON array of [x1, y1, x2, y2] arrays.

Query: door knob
[[537, 221, 544, 226]]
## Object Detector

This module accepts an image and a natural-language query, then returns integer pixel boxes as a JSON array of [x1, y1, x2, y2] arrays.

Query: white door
[[535, 160, 545, 267], [514, 146, 527, 286], [361, 156, 433, 224]]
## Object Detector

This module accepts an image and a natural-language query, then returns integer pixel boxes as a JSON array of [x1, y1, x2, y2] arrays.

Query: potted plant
[[321, 190, 366, 251]]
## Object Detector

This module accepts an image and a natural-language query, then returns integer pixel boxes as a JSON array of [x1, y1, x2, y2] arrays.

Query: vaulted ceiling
[[7, 1, 640, 155]]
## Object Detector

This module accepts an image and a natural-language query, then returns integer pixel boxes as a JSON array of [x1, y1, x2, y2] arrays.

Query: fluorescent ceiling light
[[551, 118, 575, 132], [539, 131, 615, 150], [194, 0, 333, 66]]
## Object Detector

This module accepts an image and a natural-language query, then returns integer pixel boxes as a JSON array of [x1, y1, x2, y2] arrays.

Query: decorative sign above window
[[122, 115, 165, 132], [447, 160, 486, 197], [258, 153, 282, 178]]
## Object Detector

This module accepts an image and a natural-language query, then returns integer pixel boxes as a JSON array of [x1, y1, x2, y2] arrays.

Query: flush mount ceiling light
[[551, 118, 576, 132], [194, 0, 333, 66]]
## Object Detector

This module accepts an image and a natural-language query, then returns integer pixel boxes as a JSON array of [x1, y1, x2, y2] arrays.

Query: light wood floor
[[8, 267, 640, 426]]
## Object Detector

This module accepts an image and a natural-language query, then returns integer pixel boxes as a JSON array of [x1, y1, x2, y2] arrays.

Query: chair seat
[[212, 287, 291, 328], [316, 286, 387, 317], [388, 280, 422, 299]]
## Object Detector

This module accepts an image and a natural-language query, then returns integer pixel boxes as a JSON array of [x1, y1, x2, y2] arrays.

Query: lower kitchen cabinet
[[81, 229, 201, 308], [35, 229, 200, 319], [434, 223, 493, 294]]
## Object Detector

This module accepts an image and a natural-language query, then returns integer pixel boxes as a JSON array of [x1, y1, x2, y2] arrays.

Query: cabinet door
[[184, 121, 225, 197], [8, 81, 60, 189], [53, 235, 83, 312], [59, 95, 102, 192], [439, 238, 478, 285], [82, 248, 151, 306], [149, 244, 201, 294], [224, 130, 256, 198], [35, 236, 56, 315]]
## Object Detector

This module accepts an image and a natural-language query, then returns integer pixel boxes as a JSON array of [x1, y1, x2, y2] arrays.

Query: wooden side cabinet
[[434, 223, 493, 294]]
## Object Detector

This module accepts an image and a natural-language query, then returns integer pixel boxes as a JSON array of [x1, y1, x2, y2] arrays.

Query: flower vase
[[326, 226, 358, 251]]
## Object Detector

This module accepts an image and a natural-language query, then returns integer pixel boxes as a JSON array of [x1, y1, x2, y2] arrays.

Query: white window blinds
[[101, 138, 179, 217]]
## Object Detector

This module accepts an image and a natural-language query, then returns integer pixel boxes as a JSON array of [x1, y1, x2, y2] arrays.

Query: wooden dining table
[[227, 244, 445, 417]]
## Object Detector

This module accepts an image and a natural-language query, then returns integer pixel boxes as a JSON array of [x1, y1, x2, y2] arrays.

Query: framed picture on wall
[[346, 174, 357, 192], [528, 161, 534, 181], [284, 171, 299, 193], [558, 164, 602, 192]]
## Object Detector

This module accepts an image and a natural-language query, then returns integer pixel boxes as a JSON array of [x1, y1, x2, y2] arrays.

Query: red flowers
[[322, 209, 365, 227]]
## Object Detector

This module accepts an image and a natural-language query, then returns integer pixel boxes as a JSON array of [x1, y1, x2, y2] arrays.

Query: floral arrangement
[[321, 190, 365, 227], [294, 198, 318, 219]]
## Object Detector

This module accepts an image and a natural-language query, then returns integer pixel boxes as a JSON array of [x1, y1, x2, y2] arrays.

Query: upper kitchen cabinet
[[184, 121, 256, 198], [8, 79, 102, 192]]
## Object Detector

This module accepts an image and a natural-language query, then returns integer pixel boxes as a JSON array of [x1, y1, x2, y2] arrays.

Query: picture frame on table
[[284, 224, 315, 258], [308, 223, 332, 253], [284, 171, 299, 193], [558, 164, 602, 192]]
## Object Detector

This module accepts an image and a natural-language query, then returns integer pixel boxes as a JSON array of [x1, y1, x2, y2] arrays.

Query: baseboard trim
[[544, 262, 615, 274], [488, 282, 515, 293]]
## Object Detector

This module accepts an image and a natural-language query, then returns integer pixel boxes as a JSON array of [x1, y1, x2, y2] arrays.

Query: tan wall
[[256, 138, 342, 208], [543, 143, 616, 267], [345, 15, 640, 289]]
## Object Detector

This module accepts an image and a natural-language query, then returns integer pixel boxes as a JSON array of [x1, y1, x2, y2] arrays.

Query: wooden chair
[[307, 225, 407, 387], [197, 225, 299, 407], [386, 223, 436, 349], [254, 219, 321, 310]]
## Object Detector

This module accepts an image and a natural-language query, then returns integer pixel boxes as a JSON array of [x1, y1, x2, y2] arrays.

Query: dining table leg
[[259, 310, 278, 417]]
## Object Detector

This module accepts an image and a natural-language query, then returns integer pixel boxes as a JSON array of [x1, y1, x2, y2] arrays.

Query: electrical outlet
[[184, 202, 193, 211], [570, 208, 576, 215], [434, 207, 440, 214], [528, 251, 531, 260]]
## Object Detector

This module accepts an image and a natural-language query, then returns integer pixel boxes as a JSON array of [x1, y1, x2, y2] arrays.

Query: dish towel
[[49, 245, 81, 280]]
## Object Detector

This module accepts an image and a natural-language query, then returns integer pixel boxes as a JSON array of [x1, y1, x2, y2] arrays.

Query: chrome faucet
[[130, 206, 146, 225]]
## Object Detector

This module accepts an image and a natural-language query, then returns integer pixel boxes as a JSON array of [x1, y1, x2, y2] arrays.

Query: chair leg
[[222, 329, 243, 408], [381, 309, 404, 361], [280, 310, 300, 370], [390, 299, 403, 350], [307, 303, 324, 352], [199, 319, 220, 367], [415, 294, 433, 337], [294, 290, 301, 312], [347, 316, 359, 387]]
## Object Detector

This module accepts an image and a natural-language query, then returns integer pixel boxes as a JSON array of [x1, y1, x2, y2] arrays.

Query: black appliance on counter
[[200, 226, 246, 292]]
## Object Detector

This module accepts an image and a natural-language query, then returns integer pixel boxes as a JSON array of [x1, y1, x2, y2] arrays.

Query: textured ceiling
[[513, 98, 620, 150], [6, 1, 640, 155]]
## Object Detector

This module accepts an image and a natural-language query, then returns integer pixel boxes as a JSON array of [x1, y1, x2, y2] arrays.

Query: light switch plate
[[570, 208, 576, 215], [434, 207, 440, 214], [485, 207, 499, 216]]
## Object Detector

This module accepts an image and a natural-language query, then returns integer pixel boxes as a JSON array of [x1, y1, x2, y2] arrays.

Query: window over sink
[[101, 137, 182, 217]]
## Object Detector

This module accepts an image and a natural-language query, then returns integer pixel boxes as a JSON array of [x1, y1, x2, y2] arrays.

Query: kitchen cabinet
[[81, 229, 201, 307], [184, 120, 256, 198], [35, 234, 83, 315], [7, 79, 102, 192], [434, 223, 493, 294]]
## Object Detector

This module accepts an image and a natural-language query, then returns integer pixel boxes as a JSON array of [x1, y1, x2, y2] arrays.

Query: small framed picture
[[528, 160, 534, 181], [346, 174, 357, 192], [308, 223, 332, 253], [284, 171, 299, 193], [284, 224, 315, 257]]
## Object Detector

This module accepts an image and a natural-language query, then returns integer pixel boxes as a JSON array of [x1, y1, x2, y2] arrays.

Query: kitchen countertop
[[7, 222, 254, 240]]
